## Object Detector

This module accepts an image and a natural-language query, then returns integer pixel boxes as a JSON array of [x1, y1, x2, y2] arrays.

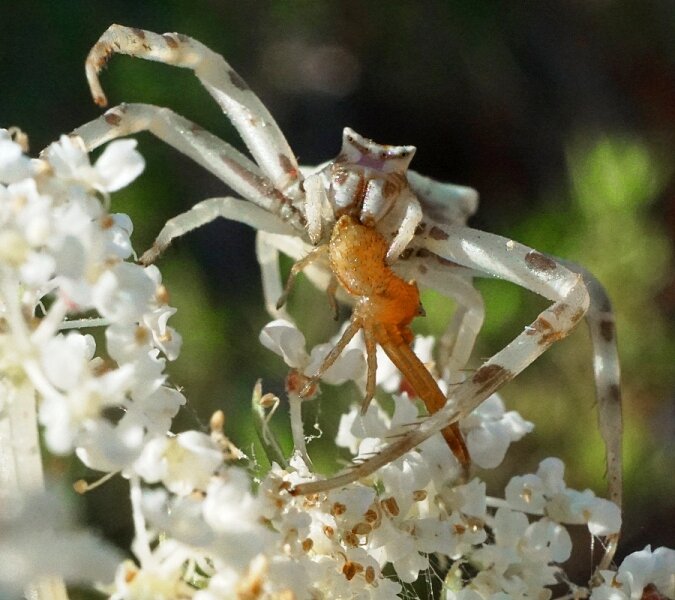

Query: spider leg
[[138, 196, 294, 266], [326, 277, 340, 321], [275, 246, 328, 310], [255, 233, 296, 322], [86, 25, 301, 191], [396, 256, 484, 381], [300, 318, 363, 397], [361, 326, 378, 414], [556, 258, 622, 569], [303, 173, 330, 245], [384, 190, 423, 263], [437, 281, 484, 380], [407, 169, 479, 226], [72, 104, 306, 235]]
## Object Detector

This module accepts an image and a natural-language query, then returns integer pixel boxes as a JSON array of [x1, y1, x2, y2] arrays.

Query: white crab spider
[[73, 25, 623, 568]]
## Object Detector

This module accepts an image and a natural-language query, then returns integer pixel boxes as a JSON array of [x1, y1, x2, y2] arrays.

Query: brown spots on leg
[[278, 153, 299, 181], [552, 302, 569, 318], [93, 42, 113, 70], [429, 226, 449, 241], [398, 247, 414, 260], [434, 254, 462, 269], [104, 111, 122, 126], [525, 251, 557, 272], [162, 34, 179, 49], [572, 308, 586, 324], [131, 27, 146, 40], [527, 315, 566, 345], [607, 383, 621, 404], [472, 364, 512, 395], [228, 69, 249, 91], [600, 319, 615, 343]]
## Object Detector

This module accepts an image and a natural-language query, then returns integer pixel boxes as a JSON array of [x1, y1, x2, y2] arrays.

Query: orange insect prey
[[325, 214, 470, 469]]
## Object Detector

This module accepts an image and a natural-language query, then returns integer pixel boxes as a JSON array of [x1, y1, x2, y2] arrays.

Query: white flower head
[[42, 135, 144, 193]]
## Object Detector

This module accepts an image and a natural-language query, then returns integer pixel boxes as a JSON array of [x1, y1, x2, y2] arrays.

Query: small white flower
[[93, 262, 156, 324], [505, 458, 621, 537], [616, 546, 675, 600], [43, 135, 144, 193], [40, 332, 95, 391], [0, 131, 34, 183], [94, 139, 145, 192], [463, 394, 533, 469], [133, 431, 222, 495], [260, 318, 365, 384], [76, 416, 146, 472]]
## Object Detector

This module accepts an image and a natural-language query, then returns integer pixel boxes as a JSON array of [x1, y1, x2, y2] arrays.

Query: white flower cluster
[[1, 129, 673, 600], [0, 129, 184, 595]]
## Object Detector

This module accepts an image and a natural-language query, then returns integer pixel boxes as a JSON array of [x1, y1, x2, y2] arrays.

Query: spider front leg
[[73, 103, 306, 223], [87, 25, 301, 191], [70, 104, 304, 263], [555, 258, 623, 571]]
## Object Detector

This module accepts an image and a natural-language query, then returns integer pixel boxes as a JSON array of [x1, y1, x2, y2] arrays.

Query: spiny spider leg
[[553, 258, 623, 570], [86, 25, 301, 191]]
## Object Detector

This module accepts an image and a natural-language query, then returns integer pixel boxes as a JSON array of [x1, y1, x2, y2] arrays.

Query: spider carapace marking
[[280, 131, 470, 470]]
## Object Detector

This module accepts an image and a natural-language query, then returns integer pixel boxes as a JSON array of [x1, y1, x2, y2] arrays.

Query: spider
[[74, 25, 623, 568]]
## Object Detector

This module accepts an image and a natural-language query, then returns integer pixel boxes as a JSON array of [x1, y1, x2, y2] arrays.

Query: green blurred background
[[1, 0, 673, 593]]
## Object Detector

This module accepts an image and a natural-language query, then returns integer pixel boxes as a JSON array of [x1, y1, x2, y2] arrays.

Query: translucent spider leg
[[70, 104, 304, 262], [557, 258, 623, 569], [407, 170, 479, 226], [276, 246, 328, 310], [395, 255, 485, 380], [86, 25, 301, 191]]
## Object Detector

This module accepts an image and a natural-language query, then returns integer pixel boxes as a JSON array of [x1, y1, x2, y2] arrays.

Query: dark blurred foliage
[[1, 1, 673, 595]]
